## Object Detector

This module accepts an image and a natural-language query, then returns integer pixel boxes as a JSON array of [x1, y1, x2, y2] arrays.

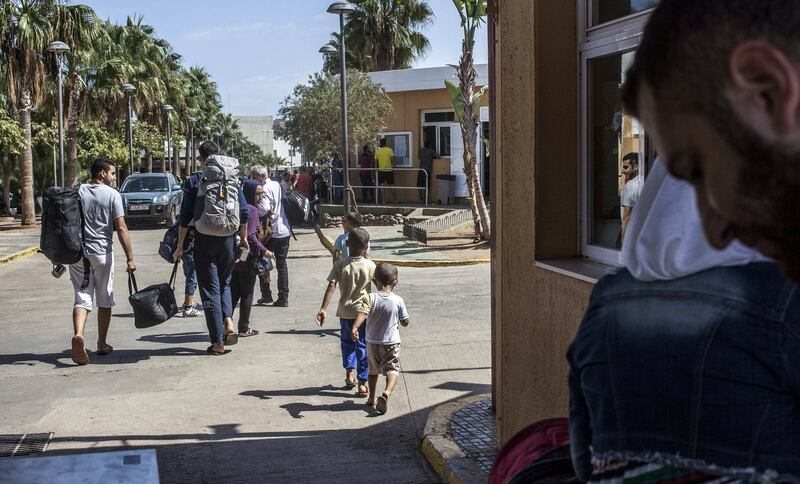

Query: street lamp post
[[319, 44, 337, 73], [327, 1, 356, 213], [162, 104, 174, 173], [187, 117, 197, 174], [122, 84, 136, 176], [47, 41, 70, 187]]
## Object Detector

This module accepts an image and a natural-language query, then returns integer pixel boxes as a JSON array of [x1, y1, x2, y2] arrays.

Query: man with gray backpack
[[172, 141, 249, 355]]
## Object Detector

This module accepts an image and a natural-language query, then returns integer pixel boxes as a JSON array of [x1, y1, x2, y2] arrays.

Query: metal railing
[[328, 167, 429, 206]]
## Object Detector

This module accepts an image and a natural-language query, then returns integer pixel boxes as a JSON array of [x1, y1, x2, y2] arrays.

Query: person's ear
[[728, 40, 800, 137]]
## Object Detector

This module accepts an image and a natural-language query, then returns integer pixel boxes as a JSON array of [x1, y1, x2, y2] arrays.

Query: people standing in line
[[417, 141, 438, 204], [375, 138, 395, 204], [331, 153, 344, 203], [620, 152, 643, 243], [351, 262, 410, 414], [231, 179, 273, 337], [315, 228, 376, 398], [294, 166, 313, 199], [263, 167, 293, 307], [172, 141, 249, 356], [333, 212, 363, 264], [359, 145, 375, 203], [69, 158, 136, 365]]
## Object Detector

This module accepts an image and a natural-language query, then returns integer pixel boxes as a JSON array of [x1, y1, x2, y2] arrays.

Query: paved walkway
[[0, 226, 491, 483], [0, 226, 40, 262]]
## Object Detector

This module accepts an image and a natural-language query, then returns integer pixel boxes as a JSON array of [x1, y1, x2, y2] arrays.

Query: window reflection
[[592, 0, 659, 26], [588, 50, 645, 250]]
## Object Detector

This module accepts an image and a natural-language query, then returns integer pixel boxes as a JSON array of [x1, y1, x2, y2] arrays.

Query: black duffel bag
[[128, 263, 180, 329]]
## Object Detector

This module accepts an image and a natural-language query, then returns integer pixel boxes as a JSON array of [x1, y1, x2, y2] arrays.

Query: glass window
[[422, 110, 455, 158], [424, 112, 455, 123], [422, 126, 437, 153], [121, 176, 169, 193], [591, 0, 658, 26], [439, 127, 452, 157], [380, 132, 413, 167]]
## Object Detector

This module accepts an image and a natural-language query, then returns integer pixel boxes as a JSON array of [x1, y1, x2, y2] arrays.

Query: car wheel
[[166, 205, 177, 226]]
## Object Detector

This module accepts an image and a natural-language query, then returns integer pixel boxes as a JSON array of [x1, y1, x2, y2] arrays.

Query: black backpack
[[158, 222, 180, 263], [283, 190, 311, 227], [40, 187, 84, 265]]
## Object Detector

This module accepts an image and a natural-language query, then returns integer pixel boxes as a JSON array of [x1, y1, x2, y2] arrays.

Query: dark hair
[[344, 212, 363, 228], [348, 227, 370, 250], [362, 144, 370, 152], [91, 158, 115, 179], [621, 1, 800, 119], [622, 152, 639, 165], [374, 262, 398, 287], [198, 140, 219, 160], [379, 138, 387, 147]]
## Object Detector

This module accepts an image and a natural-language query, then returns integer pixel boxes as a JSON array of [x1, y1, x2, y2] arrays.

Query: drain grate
[[0, 433, 52, 458]]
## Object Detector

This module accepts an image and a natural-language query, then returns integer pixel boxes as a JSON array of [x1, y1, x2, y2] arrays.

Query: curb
[[420, 394, 492, 484], [0, 245, 40, 268], [317, 233, 490, 268]]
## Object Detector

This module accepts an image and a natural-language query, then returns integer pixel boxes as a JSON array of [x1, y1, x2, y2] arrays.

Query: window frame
[[421, 109, 456, 159], [379, 130, 414, 168], [578, 2, 654, 265]]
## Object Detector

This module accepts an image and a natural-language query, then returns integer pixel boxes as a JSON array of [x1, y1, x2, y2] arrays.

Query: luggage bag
[[128, 263, 180, 329]]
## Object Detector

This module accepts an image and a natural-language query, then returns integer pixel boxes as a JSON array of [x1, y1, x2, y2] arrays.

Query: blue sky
[[90, 0, 488, 116]]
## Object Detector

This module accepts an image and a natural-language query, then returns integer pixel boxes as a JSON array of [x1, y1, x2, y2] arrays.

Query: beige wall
[[351, 88, 489, 204], [492, 0, 595, 445]]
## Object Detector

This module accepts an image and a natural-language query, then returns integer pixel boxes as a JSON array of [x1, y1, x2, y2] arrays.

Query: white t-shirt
[[358, 292, 409, 345], [79, 183, 124, 256], [260, 179, 291, 239], [621, 175, 643, 209]]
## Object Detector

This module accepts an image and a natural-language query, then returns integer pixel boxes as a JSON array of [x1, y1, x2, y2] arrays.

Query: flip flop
[[238, 329, 259, 337], [71, 336, 89, 365], [344, 378, 357, 388], [376, 393, 389, 414], [206, 346, 227, 356], [223, 332, 239, 346], [356, 383, 369, 398]]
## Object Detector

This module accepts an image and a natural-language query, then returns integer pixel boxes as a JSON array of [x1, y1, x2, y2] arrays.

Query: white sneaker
[[182, 306, 202, 317]]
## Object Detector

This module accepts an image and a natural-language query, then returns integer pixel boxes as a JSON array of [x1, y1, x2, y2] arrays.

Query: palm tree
[[0, 0, 57, 225], [51, 2, 98, 187], [324, 0, 434, 73]]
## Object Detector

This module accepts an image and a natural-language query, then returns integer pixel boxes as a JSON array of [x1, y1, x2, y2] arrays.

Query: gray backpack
[[194, 155, 240, 237]]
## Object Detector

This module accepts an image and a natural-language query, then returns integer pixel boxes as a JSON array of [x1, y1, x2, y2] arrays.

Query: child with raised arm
[[351, 262, 409, 414], [316, 228, 376, 397]]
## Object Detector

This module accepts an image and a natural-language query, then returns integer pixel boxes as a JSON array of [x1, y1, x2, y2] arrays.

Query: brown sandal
[[206, 346, 227, 356], [356, 383, 369, 398]]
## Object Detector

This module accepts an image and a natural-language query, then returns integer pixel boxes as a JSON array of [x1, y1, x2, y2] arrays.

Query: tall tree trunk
[[146, 153, 153, 173], [2, 157, 12, 212], [65, 72, 81, 187], [184, 136, 191, 175], [18, 88, 36, 225], [173, 145, 181, 178]]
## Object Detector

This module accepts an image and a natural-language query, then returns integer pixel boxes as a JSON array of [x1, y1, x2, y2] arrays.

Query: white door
[[449, 123, 468, 197]]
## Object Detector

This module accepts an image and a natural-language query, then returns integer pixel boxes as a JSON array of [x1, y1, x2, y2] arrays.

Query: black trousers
[[231, 269, 257, 333], [266, 236, 291, 298]]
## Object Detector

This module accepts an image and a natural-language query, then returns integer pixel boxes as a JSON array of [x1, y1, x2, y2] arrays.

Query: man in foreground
[[70, 158, 135, 365]]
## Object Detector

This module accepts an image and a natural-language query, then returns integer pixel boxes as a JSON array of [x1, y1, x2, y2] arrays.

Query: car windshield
[[121, 177, 169, 193]]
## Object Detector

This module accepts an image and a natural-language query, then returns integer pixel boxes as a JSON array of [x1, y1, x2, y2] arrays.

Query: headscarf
[[242, 178, 261, 207], [621, 159, 768, 281]]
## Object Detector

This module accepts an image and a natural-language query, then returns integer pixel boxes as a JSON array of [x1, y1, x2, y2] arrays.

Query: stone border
[[0, 246, 39, 268], [420, 393, 493, 484]]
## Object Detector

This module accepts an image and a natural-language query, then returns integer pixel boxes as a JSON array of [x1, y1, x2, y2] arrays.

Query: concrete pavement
[[0, 225, 491, 483]]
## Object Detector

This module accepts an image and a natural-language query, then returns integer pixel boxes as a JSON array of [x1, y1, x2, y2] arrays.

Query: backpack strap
[[80, 257, 91, 291], [77, 191, 91, 291]]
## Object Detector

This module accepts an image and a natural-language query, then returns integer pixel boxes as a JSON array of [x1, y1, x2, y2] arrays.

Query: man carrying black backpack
[[69, 158, 136, 365], [172, 141, 249, 355]]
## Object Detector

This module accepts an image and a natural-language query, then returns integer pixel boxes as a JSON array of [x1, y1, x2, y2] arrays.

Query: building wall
[[233, 115, 274, 159], [358, 89, 489, 204], [492, 0, 595, 445]]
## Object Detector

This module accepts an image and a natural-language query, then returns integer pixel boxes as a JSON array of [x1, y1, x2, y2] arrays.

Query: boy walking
[[315, 228, 375, 397], [351, 263, 409, 414]]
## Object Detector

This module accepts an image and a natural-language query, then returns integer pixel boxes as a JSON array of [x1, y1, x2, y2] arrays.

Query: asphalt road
[[0, 225, 491, 483]]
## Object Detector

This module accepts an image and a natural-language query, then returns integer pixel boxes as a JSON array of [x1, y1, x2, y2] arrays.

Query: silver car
[[120, 173, 183, 225]]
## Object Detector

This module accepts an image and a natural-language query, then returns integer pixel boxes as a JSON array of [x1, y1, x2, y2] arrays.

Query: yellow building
[[367, 65, 490, 205], [489, 0, 658, 445]]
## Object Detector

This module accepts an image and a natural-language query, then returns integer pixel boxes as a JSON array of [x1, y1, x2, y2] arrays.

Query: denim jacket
[[568, 263, 800, 482]]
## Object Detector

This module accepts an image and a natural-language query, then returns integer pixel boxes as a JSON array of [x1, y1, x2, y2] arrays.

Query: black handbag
[[247, 253, 273, 275], [128, 262, 180, 329]]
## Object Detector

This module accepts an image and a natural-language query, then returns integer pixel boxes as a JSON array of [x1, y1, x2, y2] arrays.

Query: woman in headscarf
[[231, 178, 273, 337]]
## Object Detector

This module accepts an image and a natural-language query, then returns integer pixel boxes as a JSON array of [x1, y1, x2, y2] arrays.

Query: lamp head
[[327, 1, 356, 15], [162, 104, 174, 112], [319, 44, 338, 54], [46, 41, 70, 54], [122, 83, 136, 94]]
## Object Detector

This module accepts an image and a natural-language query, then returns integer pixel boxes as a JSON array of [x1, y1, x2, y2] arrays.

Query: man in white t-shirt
[[250, 165, 292, 307], [69, 158, 136, 365], [620, 152, 643, 242]]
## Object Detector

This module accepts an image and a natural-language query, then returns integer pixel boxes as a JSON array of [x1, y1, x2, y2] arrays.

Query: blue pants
[[194, 233, 235, 344], [340, 318, 367, 382], [181, 250, 197, 296]]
